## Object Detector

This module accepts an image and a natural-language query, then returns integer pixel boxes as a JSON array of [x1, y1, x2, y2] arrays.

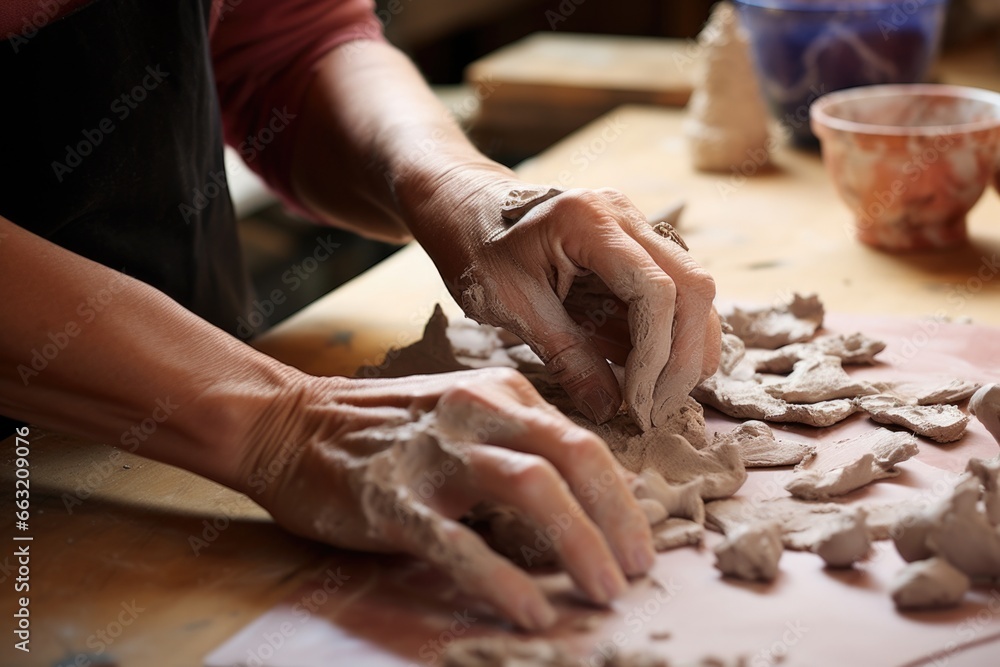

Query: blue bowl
[[733, 0, 948, 144]]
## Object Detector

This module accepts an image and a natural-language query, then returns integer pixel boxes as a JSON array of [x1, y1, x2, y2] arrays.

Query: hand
[[403, 169, 722, 430], [236, 368, 655, 630]]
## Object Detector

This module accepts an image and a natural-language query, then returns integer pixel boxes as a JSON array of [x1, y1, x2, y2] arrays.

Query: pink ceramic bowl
[[811, 84, 1000, 251]]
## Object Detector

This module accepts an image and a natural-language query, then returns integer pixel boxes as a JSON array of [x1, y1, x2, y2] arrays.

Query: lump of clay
[[856, 394, 969, 443], [712, 420, 814, 468], [764, 356, 877, 403], [718, 326, 748, 377], [970, 383, 1000, 443], [632, 470, 706, 524], [684, 2, 770, 172], [967, 456, 1000, 525], [891, 557, 970, 610], [785, 428, 918, 500], [443, 638, 576, 667], [713, 521, 784, 582], [745, 332, 886, 374], [653, 518, 704, 552], [721, 293, 824, 350], [708, 496, 909, 551], [694, 374, 858, 427], [812, 509, 871, 568]]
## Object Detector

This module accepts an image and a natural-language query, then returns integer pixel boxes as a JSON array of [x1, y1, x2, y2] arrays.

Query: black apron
[[0, 0, 252, 436]]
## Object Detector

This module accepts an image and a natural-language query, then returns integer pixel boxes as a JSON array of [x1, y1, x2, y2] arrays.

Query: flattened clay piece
[[967, 456, 1000, 525], [713, 521, 784, 582], [632, 471, 706, 524], [721, 293, 824, 350], [765, 355, 877, 403], [684, 2, 770, 173], [443, 638, 576, 667], [707, 496, 907, 551], [812, 509, 871, 568], [856, 394, 969, 443], [785, 428, 918, 500], [712, 420, 815, 468], [694, 374, 859, 427], [745, 332, 886, 374], [891, 557, 970, 610], [916, 379, 982, 406], [925, 477, 1000, 579], [970, 383, 1000, 443], [500, 187, 564, 223], [653, 518, 704, 552]]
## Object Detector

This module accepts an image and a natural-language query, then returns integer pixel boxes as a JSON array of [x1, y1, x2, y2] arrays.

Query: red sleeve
[[210, 0, 385, 218]]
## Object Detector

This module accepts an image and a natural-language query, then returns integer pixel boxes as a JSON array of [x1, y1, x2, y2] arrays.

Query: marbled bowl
[[811, 84, 1000, 251], [734, 0, 947, 144]]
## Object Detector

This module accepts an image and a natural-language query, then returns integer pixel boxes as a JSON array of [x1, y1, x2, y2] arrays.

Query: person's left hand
[[402, 169, 722, 430]]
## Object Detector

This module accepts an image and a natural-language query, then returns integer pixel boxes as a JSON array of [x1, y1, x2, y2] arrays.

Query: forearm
[[289, 40, 515, 248], [0, 217, 305, 490]]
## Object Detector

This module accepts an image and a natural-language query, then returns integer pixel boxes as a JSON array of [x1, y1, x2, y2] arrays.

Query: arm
[[0, 216, 653, 628]]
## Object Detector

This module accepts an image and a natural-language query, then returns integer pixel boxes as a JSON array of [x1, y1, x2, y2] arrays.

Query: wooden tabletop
[[5, 46, 1000, 667]]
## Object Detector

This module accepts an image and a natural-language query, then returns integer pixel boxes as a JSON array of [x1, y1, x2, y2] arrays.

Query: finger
[[700, 308, 723, 382], [495, 279, 623, 425], [464, 444, 629, 605], [381, 497, 557, 630], [453, 397, 654, 578]]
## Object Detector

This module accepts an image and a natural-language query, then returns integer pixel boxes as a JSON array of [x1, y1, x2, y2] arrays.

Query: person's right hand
[[235, 367, 656, 630]]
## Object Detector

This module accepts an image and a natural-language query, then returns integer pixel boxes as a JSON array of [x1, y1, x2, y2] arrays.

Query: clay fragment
[[967, 456, 1000, 525], [694, 374, 859, 427], [891, 557, 970, 610], [638, 498, 670, 526], [970, 383, 1000, 443], [856, 394, 969, 443], [707, 496, 910, 551], [812, 509, 871, 568], [721, 293, 824, 350], [500, 187, 564, 223], [764, 355, 877, 403], [744, 332, 886, 374], [684, 2, 770, 172], [874, 378, 982, 406], [712, 420, 815, 468], [784, 428, 918, 500], [443, 638, 576, 667], [653, 518, 704, 552], [916, 379, 982, 406], [718, 326, 748, 377], [632, 471, 706, 524], [713, 521, 784, 582]]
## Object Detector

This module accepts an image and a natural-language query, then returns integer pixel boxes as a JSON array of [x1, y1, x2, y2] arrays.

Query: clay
[[500, 187, 564, 223], [764, 355, 878, 403], [632, 471, 706, 524], [711, 421, 815, 468], [744, 332, 886, 374], [891, 557, 970, 610], [693, 374, 859, 427], [684, 2, 770, 173], [856, 394, 969, 443], [870, 378, 981, 407], [784, 428, 918, 500], [967, 456, 1000, 525], [970, 383, 1000, 443], [638, 498, 670, 526], [721, 293, 824, 350], [707, 496, 910, 551], [717, 327, 748, 377], [443, 638, 576, 667], [713, 521, 784, 582], [812, 509, 871, 568], [653, 518, 705, 552]]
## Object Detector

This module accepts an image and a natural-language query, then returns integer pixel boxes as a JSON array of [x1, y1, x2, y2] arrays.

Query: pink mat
[[206, 314, 1000, 667]]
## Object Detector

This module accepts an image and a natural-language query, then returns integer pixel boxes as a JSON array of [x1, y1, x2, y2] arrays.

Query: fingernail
[[581, 386, 618, 424], [629, 543, 656, 575], [522, 598, 558, 630], [597, 564, 627, 603]]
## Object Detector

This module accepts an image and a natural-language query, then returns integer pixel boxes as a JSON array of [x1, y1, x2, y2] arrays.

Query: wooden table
[[5, 48, 1000, 667]]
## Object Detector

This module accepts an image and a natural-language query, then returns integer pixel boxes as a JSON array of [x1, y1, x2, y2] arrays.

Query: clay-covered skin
[[891, 557, 971, 610], [684, 1, 771, 173], [784, 428, 918, 500], [856, 394, 969, 443], [713, 521, 784, 582]]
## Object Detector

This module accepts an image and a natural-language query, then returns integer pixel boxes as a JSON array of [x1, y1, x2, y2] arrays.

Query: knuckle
[[685, 268, 717, 302], [507, 456, 560, 497], [559, 429, 609, 464]]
